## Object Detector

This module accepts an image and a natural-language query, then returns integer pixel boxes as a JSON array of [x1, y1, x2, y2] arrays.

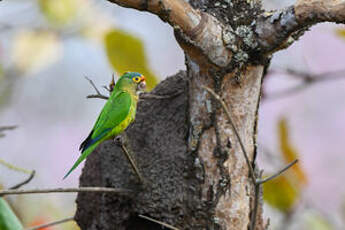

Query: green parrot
[[63, 72, 146, 179]]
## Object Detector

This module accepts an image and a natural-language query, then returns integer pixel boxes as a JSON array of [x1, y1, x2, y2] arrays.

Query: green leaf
[[278, 118, 308, 186], [0, 198, 23, 230], [38, 0, 77, 25], [104, 29, 158, 90], [263, 174, 299, 213]]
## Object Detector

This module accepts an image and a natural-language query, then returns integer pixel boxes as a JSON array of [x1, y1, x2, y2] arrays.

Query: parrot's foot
[[113, 135, 123, 146], [139, 90, 184, 100], [114, 135, 145, 185]]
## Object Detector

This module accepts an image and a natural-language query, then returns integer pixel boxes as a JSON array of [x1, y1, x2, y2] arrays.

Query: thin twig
[[265, 84, 309, 100], [9, 170, 35, 190], [0, 125, 17, 138], [85, 76, 102, 95], [0, 187, 132, 196], [250, 170, 263, 230], [119, 143, 145, 184], [139, 214, 180, 230], [26, 217, 74, 230], [85, 76, 110, 100], [0, 158, 32, 174], [86, 94, 109, 100], [257, 159, 298, 184], [250, 160, 298, 229], [0, 125, 17, 132], [202, 86, 257, 185], [102, 85, 112, 92], [265, 68, 345, 100], [109, 73, 116, 92]]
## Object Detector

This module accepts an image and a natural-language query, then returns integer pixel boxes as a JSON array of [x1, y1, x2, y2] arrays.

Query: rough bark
[[186, 59, 264, 229]]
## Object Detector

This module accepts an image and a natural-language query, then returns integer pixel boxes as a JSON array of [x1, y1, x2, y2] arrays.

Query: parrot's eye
[[133, 77, 141, 83]]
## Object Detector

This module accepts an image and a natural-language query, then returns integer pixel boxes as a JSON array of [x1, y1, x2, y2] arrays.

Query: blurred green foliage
[[263, 118, 308, 213], [38, 0, 77, 25], [336, 28, 345, 39], [279, 118, 307, 185], [104, 29, 158, 90], [0, 198, 23, 230], [263, 174, 299, 213]]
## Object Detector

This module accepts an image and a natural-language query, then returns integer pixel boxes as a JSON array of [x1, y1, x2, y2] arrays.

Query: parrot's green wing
[[63, 91, 132, 179]]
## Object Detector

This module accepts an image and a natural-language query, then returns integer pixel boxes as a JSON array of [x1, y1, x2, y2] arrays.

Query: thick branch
[[256, 0, 345, 53], [295, 0, 345, 24], [107, 0, 231, 67]]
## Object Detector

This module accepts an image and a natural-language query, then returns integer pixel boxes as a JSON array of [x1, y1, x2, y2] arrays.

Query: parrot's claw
[[114, 135, 123, 146]]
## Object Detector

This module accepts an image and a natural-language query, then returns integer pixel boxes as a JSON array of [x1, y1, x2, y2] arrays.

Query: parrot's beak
[[137, 75, 146, 91]]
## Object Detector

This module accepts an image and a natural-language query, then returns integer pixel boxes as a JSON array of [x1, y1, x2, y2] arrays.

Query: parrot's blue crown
[[122, 72, 143, 78]]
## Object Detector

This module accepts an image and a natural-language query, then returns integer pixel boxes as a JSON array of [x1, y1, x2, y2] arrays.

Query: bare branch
[[202, 86, 257, 185], [265, 83, 309, 100], [103, 85, 111, 92], [85, 76, 110, 100], [25, 217, 74, 230], [86, 94, 109, 100], [85, 76, 102, 95], [107, 0, 231, 67], [250, 170, 263, 230], [256, 0, 345, 53], [9, 170, 35, 190], [0, 125, 17, 132], [295, 0, 345, 25], [249, 160, 298, 229], [255, 7, 305, 54], [138, 214, 180, 230], [0, 187, 132, 196], [257, 159, 298, 184], [264, 68, 345, 100], [0, 125, 17, 138]]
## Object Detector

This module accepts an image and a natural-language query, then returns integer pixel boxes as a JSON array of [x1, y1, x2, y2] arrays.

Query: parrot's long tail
[[63, 143, 98, 179]]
